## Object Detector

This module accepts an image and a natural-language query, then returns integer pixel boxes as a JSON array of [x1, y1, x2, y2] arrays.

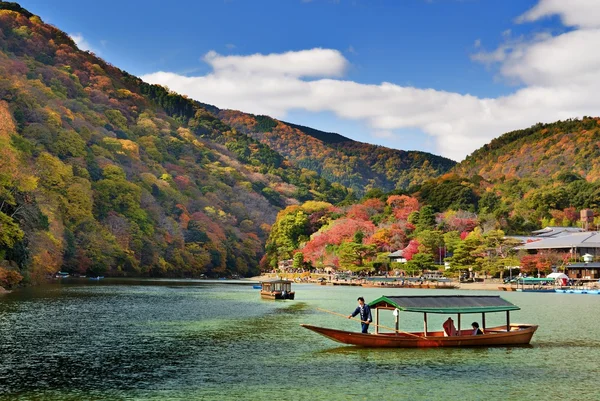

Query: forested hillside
[[0, 3, 352, 286], [455, 118, 600, 182], [264, 118, 600, 273], [219, 110, 455, 194]]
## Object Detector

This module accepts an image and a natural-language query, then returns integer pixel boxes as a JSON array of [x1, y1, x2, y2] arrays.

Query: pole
[[458, 313, 461, 336], [316, 308, 425, 339], [423, 313, 428, 336], [506, 311, 510, 332], [375, 308, 379, 334]]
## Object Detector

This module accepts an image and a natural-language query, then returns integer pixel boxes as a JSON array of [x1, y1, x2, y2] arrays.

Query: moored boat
[[302, 295, 538, 348], [260, 279, 295, 300]]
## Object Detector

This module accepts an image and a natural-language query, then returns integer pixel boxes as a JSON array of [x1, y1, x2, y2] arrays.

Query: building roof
[[566, 263, 600, 268], [531, 226, 585, 238], [517, 231, 600, 250], [368, 295, 520, 314], [387, 250, 404, 257]]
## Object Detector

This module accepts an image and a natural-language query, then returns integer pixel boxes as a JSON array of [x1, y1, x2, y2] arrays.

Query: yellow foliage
[[117, 139, 139, 158], [0, 100, 15, 139], [45, 108, 62, 129], [301, 201, 333, 213]]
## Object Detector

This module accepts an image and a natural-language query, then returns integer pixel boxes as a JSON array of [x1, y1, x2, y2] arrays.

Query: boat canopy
[[368, 295, 520, 314], [517, 277, 555, 283]]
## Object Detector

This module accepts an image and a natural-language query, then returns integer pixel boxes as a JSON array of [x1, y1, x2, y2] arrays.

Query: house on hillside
[[387, 250, 406, 264]]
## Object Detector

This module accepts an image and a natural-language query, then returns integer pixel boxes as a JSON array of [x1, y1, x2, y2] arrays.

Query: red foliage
[[190, 211, 226, 242], [520, 254, 553, 275], [301, 218, 376, 266], [460, 231, 469, 240], [402, 240, 420, 261], [174, 175, 192, 190], [362, 198, 384, 212], [386, 195, 419, 220], [346, 204, 371, 221], [0, 267, 23, 289]]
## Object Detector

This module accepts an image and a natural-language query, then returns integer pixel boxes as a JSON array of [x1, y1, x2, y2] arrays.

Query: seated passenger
[[443, 317, 457, 336], [471, 322, 484, 335]]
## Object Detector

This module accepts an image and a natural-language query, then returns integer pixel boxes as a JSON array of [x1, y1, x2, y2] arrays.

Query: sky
[[15, 0, 600, 161]]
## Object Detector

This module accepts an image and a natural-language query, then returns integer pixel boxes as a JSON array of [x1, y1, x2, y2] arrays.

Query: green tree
[[293, 252, 305, 270], [443, 231, 461, 254], [447, 230, 482, 271], [475, 230, 522, 279], [405, 252, 436, 274], [416, 205, 436, 232], [338, 241, 377, 272], [0, 211, 24, 248]]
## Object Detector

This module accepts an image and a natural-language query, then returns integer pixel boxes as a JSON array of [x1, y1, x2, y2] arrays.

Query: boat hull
[[261, 291, 295, 300], [301, 324, 538, 348]]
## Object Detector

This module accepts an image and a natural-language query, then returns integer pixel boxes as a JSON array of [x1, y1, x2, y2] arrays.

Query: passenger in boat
[[443, 317, 457, 336], [471, 322, 484, 335], [348, 297, 373, 333]]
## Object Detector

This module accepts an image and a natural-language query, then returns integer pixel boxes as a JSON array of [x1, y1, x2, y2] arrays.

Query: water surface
[[1, 280, 599, 400]]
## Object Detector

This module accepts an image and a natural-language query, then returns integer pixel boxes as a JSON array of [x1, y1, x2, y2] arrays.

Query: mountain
[[0, 2, 353, 284], [454, 118, 600, 182], [218, 110, 456, 194]]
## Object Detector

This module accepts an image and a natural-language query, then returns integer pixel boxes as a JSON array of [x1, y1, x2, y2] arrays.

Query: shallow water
[[1, 280, 599, 400]]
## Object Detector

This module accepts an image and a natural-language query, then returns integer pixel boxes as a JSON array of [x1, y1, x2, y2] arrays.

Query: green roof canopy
[[368, 295, 520, 314], [517, 277, 555, 283]]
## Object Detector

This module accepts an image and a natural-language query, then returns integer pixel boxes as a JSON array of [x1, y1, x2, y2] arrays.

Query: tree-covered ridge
[[0, 4, 352, 285], [455, 118, 600, 182], [219, 110, 456, 195], [265, 176, 600, 277]]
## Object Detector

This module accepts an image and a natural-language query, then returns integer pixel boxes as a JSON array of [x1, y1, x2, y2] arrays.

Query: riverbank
[[248, 274, 505, 291], [0, 286, 9, 294]]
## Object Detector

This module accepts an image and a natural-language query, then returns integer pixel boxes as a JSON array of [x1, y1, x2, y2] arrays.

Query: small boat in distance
[[302, 295, 537, 348], [252, 284, 262, 289], [260, 279, 295, 300]]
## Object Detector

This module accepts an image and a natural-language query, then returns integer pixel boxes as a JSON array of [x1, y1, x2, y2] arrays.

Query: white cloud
[[517, 0, 600, 28], [203, 48, 347, 78], [70, 33, 94, 53], [141, 1, 600, 161]]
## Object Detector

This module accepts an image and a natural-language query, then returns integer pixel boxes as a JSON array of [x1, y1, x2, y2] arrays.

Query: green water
[[1, 280, 599, 400]]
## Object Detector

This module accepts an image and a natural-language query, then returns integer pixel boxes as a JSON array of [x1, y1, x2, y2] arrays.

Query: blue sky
[[16, 0, 595, 161]]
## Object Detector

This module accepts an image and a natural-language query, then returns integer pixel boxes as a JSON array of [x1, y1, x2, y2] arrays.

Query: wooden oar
[[316, 308, 426, 339]]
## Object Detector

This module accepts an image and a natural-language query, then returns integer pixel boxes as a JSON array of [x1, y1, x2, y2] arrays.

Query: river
[[1, 280, 599, 400]]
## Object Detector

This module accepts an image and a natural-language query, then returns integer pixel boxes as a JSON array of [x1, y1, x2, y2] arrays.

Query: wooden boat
[[514, 277, 556, 292], [260, 279, 295, 300], [302, 295, 538, 348]]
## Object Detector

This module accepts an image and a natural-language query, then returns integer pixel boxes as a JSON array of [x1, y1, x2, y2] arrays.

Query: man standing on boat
[[348, 297, 373, 333]]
